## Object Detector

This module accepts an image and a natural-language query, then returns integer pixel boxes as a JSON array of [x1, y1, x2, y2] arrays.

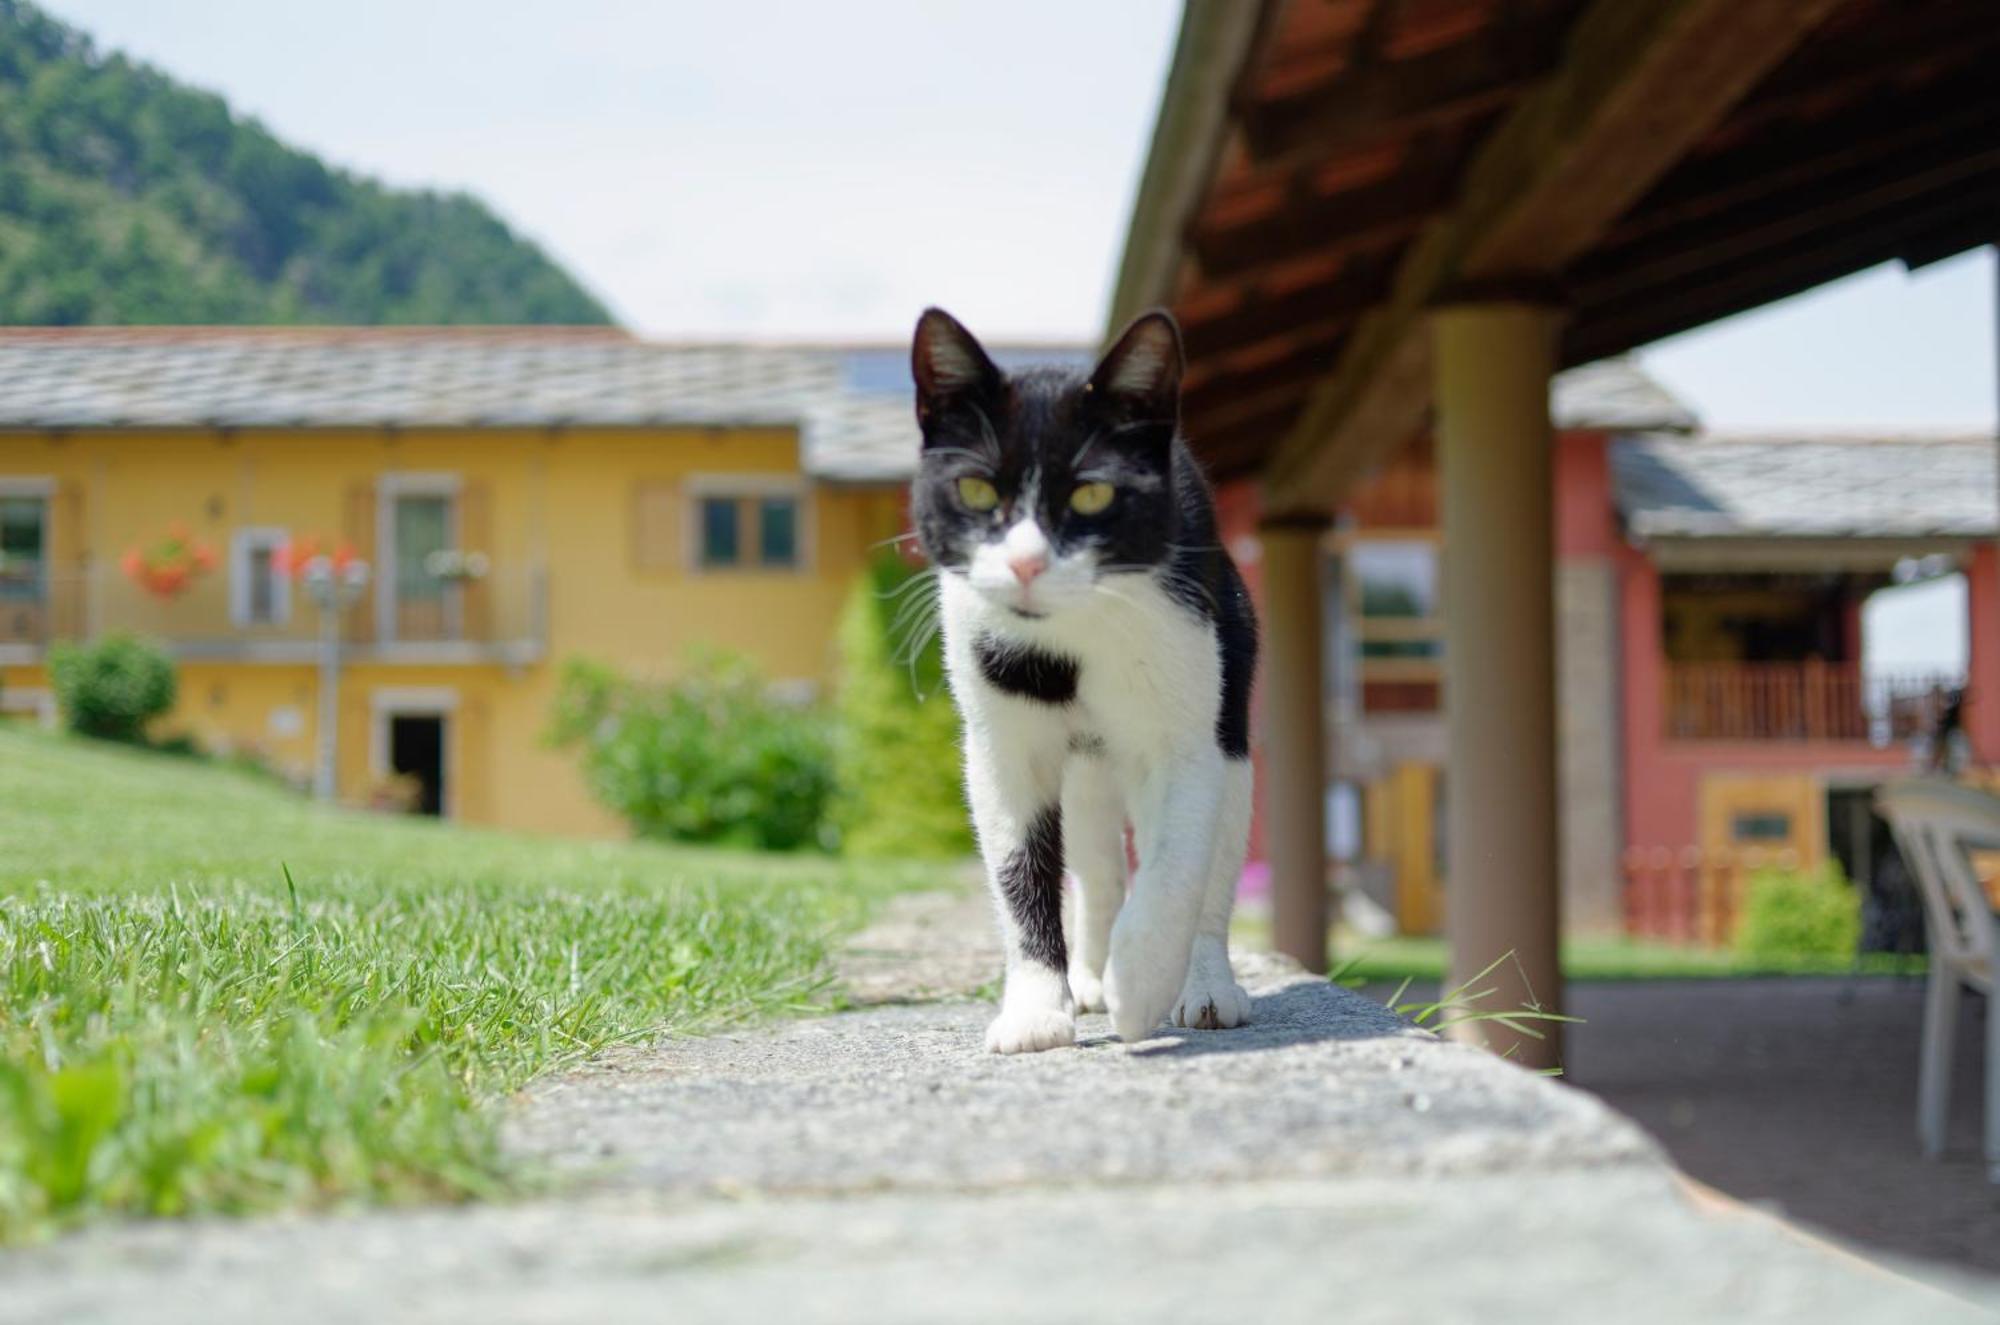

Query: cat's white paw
[[1068, 965, 1107, 1014], [1103, 922, 1189, 1045], [985, 1006, 1077, 1054], [1170, 969, 1251, 1030]]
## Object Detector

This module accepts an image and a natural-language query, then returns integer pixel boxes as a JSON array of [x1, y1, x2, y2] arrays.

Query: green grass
[[0, 725, 935, 1241], [1324, 932, 1926, 984]]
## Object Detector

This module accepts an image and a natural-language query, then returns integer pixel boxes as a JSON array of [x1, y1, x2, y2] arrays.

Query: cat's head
[[908, 307, 1184, 620]]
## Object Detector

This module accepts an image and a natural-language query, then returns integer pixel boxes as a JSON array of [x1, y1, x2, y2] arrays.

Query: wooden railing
[[1622, 846, 1802, 946], [1663, 662, 1958, 744]]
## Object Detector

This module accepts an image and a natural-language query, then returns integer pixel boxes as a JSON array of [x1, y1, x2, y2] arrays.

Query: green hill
[[0, 0, 612, 325]]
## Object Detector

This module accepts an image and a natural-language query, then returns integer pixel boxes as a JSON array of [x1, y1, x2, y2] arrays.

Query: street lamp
[[298, 551, 371, 802]]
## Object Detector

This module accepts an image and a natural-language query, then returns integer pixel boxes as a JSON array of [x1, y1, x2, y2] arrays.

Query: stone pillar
[[1553, 432, 1625, 934], [1260, 514, 1333, 972], [1434, 303, 1564, 1069]]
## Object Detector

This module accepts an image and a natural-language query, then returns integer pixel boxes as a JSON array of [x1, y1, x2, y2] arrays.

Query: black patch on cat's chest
[[973, 634, 1079, 705]]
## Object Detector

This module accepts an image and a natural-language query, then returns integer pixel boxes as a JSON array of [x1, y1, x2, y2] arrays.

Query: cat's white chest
[[941, 573, 1222, 767]]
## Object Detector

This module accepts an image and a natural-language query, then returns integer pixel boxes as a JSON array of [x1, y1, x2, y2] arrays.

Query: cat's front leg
[[1104, 753, 1226, 1043], [1061, 756, 1126, 1014], [1171, 756, 1255, 1030], [965, 727, 1075, 1054]]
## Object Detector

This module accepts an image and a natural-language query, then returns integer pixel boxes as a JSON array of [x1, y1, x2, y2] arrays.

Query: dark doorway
[[389, 714, 446, 816]]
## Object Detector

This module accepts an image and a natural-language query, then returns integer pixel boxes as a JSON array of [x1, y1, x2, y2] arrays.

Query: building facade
[[1218, 361, 2000, 936], [0, 327, 989, 836]]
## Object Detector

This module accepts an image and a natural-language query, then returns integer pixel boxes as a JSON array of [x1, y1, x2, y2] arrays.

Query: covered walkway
[[1114, 0, 2000, 1068]]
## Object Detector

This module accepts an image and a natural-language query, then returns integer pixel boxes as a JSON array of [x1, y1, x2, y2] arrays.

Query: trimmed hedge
[[1737, 862, 1862, 964], [48, 634, 176, 744]]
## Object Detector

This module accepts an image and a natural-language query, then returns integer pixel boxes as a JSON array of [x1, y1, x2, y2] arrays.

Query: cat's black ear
[[912, 307, 1002, 432], [1087, 310, 1182, 425]]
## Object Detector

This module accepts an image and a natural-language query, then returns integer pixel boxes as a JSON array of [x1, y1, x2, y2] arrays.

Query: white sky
[[34, 0, 2000, 433]]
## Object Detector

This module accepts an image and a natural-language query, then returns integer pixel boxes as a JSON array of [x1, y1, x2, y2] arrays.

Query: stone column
[[1259, 513, 1333, 972], [1434, 303, 1564, 1069]]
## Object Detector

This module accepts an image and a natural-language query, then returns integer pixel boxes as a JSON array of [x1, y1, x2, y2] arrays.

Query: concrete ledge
[[509, 968, 1661, 1193], [2, 957, 1991, 1323]]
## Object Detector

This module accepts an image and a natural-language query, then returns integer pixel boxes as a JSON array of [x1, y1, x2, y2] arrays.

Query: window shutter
[[50, 479, 85, 640], [459, 478, 493, 640], [632, 481, 680, 572], [344, 480, 376, 643]]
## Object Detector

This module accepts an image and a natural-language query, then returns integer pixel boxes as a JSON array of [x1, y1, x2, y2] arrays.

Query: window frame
[[374, 473, 464, 643], [684, 475, 812, 575], [229, 526, 293, 628], [0, 479, 53, 605], [1338, 529, 1445, 684]]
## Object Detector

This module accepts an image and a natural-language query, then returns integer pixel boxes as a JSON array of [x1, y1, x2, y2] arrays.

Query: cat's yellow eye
[[1070, 481, 1115, 515], [957, 477, 1000, 512]]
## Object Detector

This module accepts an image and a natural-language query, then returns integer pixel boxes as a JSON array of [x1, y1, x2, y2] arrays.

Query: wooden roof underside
[[1117, 0, 2000, 502]]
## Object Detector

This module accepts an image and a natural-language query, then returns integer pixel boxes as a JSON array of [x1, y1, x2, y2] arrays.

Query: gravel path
[[3, 887, 1993, 1324]]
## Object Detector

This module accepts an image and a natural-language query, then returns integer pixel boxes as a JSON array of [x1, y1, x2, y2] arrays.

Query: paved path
[[3, 890, 1993, 1324], [1567, 976, 2000, 1275]]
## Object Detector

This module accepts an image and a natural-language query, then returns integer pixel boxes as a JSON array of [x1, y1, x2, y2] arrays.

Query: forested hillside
[[0, 0, 612, 325]]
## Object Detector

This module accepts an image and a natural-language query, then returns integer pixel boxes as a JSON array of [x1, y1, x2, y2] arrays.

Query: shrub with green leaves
[[549, 651, 837, 851], [833, 556, 973, 859], [1736, 862, 1862, 963], [48, 633, 177, 744]]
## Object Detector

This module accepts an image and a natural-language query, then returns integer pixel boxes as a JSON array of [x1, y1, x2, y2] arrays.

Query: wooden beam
[[1262, 0, 1842, 515], [1189, 138, 1466, 281], [1179, 259, 1388, 361], [1184, 329, 1350, 423], [1564, 177, 2000, 363], [1103, 0, 1275, 333], [1239, 26, 1561, 170], [1577, 144, 2000, 307], [1601, 72, 2000, 251]]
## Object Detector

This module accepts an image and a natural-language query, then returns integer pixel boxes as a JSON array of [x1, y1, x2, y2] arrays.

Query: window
[[231, 528, 291, 626], [758, 497, 797, 567], [376, 477, 464, 644], [700, 497, 741, 567], [393, 494, 452, 603], [1731, 812, 1794, 844], [1348, 538, 1443, 667], [0, 495, 47, 602], [692, 485, 805, 571]]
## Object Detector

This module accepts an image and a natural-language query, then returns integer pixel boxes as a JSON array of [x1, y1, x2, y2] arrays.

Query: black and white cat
[[910, 307, 1258, 1053]]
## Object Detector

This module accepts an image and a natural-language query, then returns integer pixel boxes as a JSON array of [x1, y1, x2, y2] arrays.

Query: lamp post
[[300, 553, 371, 803]]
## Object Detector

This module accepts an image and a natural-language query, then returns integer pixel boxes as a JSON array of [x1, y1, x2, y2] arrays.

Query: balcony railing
[[1663, 661, 1959, 744], [0, 562, 547, 663]]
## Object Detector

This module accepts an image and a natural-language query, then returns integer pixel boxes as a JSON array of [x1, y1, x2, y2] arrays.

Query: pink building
[[1218, 362, 2000, 936]]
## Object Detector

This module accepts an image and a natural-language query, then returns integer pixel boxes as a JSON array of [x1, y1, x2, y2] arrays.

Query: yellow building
[[0, 326, 1075, 836]]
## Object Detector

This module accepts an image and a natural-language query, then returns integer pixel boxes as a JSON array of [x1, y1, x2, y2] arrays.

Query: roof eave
[[1103, 0, 1271, 341]]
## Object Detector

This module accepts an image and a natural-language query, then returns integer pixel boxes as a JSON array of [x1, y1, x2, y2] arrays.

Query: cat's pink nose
[[1008, 552, 1048, 586]]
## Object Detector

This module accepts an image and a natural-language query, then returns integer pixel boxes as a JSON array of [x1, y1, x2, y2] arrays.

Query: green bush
[[549, 651, 837, 851], [1736, 862, 1862, 963], [48, 634, 177, 744], [832, 555, 973, 859]]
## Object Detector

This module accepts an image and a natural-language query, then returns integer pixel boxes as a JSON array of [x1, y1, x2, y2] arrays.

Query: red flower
[[122, 522, 220, 599]]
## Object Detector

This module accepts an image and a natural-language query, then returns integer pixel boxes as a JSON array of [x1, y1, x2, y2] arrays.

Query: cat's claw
[[985, 1006, 1077, 1054], [1170, 973, 1251, 1030], [1068, 966, 1107, 1014]]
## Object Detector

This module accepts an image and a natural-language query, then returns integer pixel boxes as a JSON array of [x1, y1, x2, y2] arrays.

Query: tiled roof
[[0, 328, 1689, 482], [1613, 432, 1999, 541], [0, 328, 1077, 485], [1551, 359, 1697, 434]]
